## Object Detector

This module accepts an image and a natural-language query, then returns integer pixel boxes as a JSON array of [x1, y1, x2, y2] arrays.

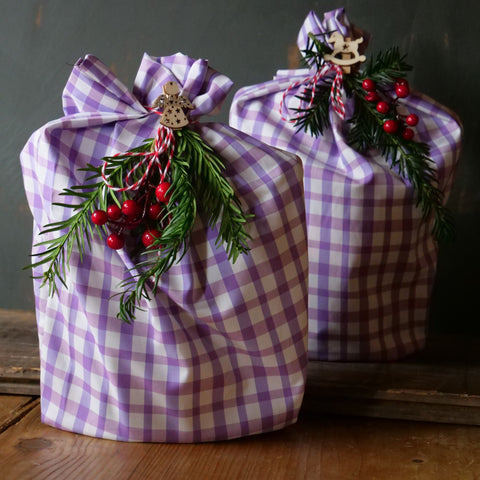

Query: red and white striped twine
[[101, 113, 175, 192], [279, 62, 346, 123]]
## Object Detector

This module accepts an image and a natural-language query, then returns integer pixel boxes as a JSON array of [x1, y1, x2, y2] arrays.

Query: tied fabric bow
[[279, 61, 346, 123]]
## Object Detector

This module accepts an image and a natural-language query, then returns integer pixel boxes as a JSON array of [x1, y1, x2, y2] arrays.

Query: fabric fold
[[133, 53, 234, 118]]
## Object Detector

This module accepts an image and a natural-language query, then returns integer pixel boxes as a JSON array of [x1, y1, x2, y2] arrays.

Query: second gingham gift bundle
[[230, 8, 462, 361]]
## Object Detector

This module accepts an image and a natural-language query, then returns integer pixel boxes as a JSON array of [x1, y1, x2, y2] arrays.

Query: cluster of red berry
[[362, 78, 419, 140], [90, 181, 172, 250]]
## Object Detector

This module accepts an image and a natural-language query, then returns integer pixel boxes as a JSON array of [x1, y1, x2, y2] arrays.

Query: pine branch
[[301, 32, 333, 69], [178, 128, 252, 261], [347, 90, 453, 240], [292, 86, 332, 137], [27, 181, 107, 295], [115, 128, 253, 323], [285, 32, 454, 242], [115, 151, 197, 323], [362, 47, 412, 85]]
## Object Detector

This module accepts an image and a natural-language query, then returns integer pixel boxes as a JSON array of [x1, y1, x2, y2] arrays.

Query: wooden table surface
[[3, 309, 480, 478], [3, 308, 480, 427], [1, 394, 480, 480]]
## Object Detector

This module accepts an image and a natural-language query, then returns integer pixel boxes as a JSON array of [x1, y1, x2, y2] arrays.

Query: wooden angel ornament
[[152, 81, 194, 129]]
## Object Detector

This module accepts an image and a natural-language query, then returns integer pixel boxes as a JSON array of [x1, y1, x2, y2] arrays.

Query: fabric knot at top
[[134, 53, 234, 120], [297, 8, 352, 61], [62, 52, 234, 120], [280, 9, 369, 123], [60, 53, 234, 196]]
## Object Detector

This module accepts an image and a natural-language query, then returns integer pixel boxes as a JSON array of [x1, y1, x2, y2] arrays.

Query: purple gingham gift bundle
[[230, 9, 462, 361], [20, 53, 309, 442]]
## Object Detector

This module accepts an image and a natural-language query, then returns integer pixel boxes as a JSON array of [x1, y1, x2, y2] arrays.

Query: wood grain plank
[[304, 348, 480, 425], [0, 309, 40, 395], [0, 396, 38, 434], [0, 403, 154, 480], [2, 308, 480, 425], [303, 393, 480, 426], [1, 403, 480, 479]]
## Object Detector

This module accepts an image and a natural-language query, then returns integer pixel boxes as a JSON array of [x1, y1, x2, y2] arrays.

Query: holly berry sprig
[[348, 68, 453, 241], [28, 128, 253, 323], [115, 128, 254, 322], [292, 38, 454, 241], [90, 180, 173, 252]]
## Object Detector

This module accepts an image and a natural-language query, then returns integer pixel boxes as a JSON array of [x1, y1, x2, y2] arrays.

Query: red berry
[[91, 209, 108, 226], [383, 119, 399, 134], [106, 233, 124, 250], [406, 113, 419, 126], [395, 78, 409, 87], [141, 229, 162, 248], [156, 182, 172, 203], [148, 203, 164, 220], [107, 204, 122, 221], [362, 78, 376, 92], [402, 128, 415, 140], [395, 84, 410, 98], [121, 199, 141, 218], [365, 91, 379, 102], [376, 101, 390, 114], [124, 220, 140, 230]]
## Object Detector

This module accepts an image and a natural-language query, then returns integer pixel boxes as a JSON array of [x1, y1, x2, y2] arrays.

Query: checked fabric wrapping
[[229, 9, 463, 361], [20, 53, 309, 442]]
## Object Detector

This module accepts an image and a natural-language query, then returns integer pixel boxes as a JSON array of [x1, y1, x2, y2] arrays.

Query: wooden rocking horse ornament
[[323, 32, 367, 74]]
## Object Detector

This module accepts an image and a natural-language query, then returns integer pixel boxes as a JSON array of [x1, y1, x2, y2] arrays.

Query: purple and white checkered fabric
[[20, 53, 309, 442], [230, 9, 462, 361]]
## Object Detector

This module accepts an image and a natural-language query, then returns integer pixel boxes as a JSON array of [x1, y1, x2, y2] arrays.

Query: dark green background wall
[[2, 0, 478, 334]]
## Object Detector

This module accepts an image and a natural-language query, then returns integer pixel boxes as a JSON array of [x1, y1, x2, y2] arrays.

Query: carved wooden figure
[[324, 32, 366, 73], [153, 81, 194, 129]]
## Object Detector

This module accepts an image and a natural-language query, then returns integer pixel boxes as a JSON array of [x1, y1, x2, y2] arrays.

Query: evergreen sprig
[[362, 47, 412, 85], [293, 85, 331, 137], [302, 32, 333, 68], [290, 35, 454, 242], [117, 128, 253, 323], [28, 184, 104, 296], [179, 128, 252, 262], [26, 142, 153, 295], [290, 32, 333, 136], [348, 95, 452, 240], [28, 128, 253, 324]]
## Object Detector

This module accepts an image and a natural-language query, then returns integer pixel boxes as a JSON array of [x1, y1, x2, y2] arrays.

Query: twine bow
[[101, 109, 175, 192], [279, 61, 346, 123]]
